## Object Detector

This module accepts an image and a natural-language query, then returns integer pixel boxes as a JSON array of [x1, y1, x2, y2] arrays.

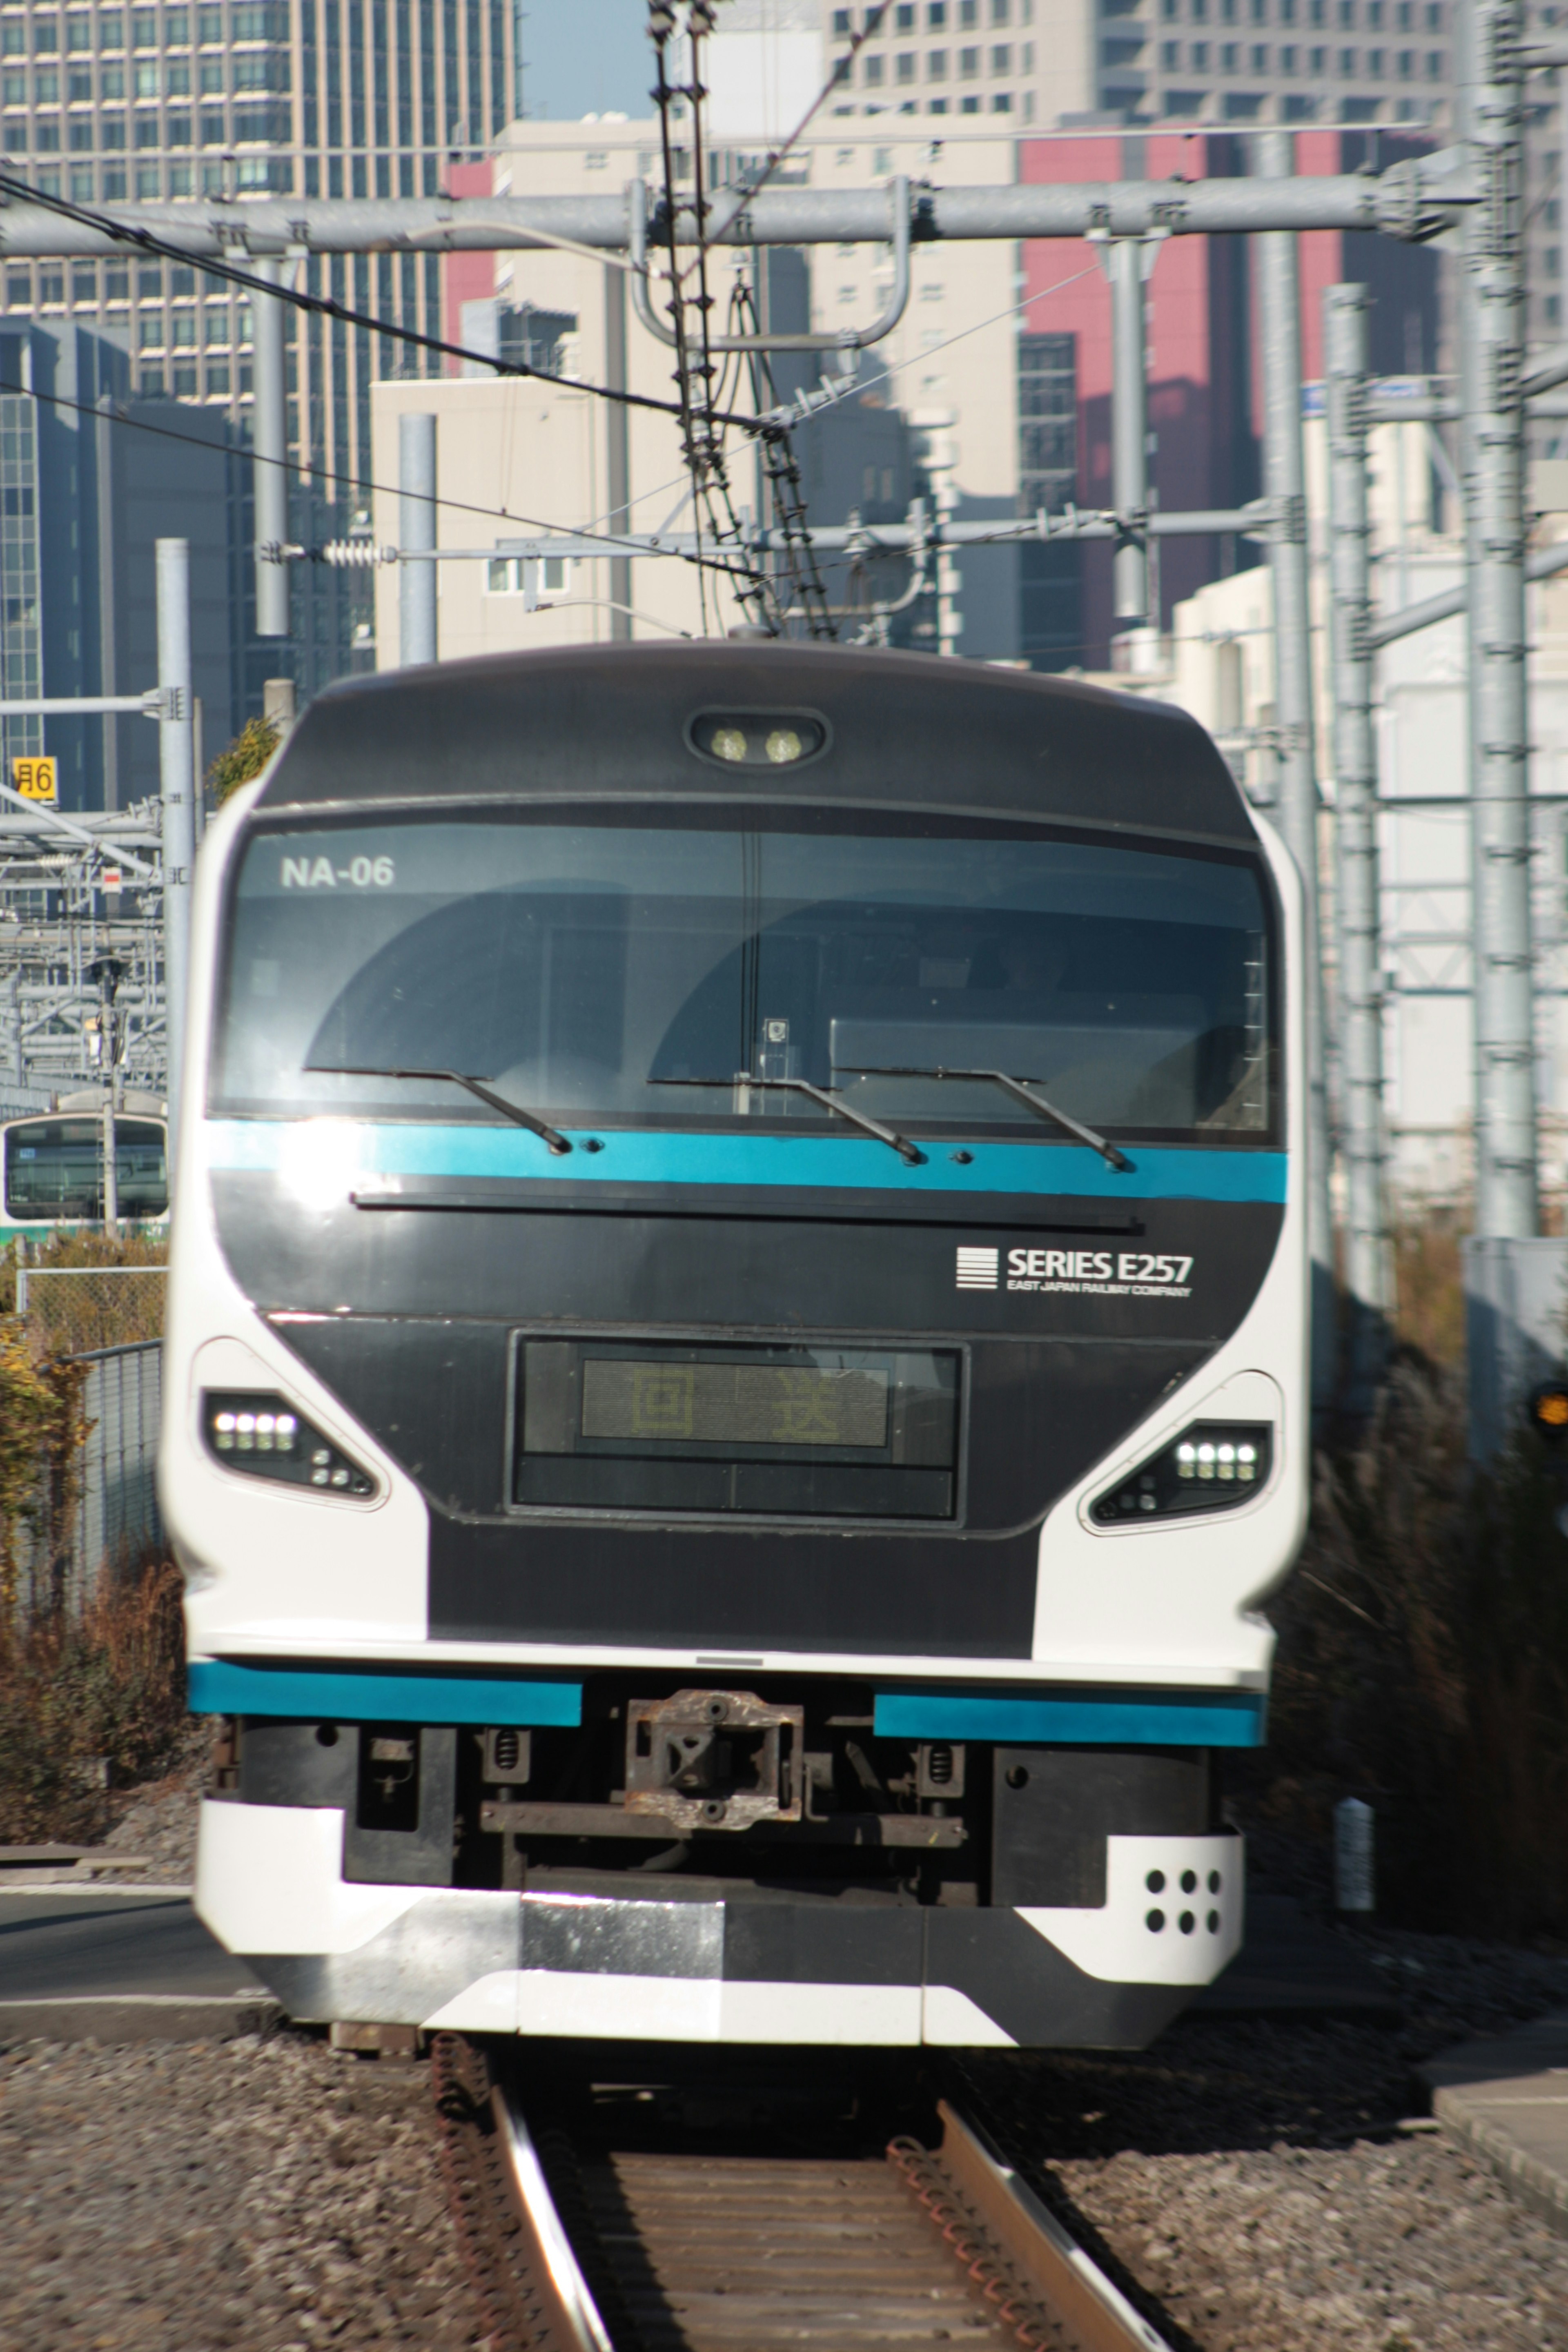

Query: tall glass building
[[0, 0, 518, 692]]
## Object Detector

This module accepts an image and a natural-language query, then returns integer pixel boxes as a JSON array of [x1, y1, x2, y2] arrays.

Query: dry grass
[[0, 1556, 187, 1844], [0, 1228, 167, 1319], [1390, 1206, 1468, 1367], [1258, 1357, 1568, 1938]]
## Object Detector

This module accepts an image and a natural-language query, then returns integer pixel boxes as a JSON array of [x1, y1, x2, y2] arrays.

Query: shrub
[[0, 1316, 89, 1613], [1259, 1356, 1568, 1938], [0, 1555, 187, 1844], [207, 713, 280, 808]]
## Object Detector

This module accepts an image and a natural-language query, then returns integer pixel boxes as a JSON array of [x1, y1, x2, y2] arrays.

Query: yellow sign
[[13, 755, 56, 803]]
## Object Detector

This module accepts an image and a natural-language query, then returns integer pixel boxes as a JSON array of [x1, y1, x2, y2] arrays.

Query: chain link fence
[[15, 1265, 168, 1358]]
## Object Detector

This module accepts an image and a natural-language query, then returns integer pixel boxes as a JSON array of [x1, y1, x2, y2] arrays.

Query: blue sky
[[520, 0, 653, 120]]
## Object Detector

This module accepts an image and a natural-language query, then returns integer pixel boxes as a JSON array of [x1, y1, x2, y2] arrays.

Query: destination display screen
[[515, 1340, 960, 1520], [579, 1358, 889, 1450]]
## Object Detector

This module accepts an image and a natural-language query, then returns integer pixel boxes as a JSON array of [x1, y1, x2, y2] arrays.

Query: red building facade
[[1016, 129, 1442, 668]]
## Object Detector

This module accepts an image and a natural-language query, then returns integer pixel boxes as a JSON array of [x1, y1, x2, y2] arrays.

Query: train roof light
[[688, 710, 829, 770]]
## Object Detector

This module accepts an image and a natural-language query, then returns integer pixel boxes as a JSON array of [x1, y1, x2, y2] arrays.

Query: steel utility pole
[[1108, 237, 1151, 645], [1463, 0, 1538, 1239], [251, 256, 290, 639], [604, 261, 633, 642], [1325, 284, 1390, 1412], [399, 414, 438, 667], [89, 954, 125, 1238], [156, 538, 194, 1154], [1254, 128, 1334, 1411]]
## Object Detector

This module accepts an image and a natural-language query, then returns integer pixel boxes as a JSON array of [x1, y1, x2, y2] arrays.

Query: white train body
[[162, 644, 1307, 2048]]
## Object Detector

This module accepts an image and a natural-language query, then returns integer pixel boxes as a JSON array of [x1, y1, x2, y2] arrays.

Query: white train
[[2, 1096, 168, 1243], [162, 643, 1307, 2049]]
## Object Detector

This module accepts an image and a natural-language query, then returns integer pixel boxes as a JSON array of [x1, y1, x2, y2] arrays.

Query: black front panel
[[271, 1308, 1211, 1539], [219, 1173, 1280, 1658], [271, 1312, 1212, 1655], [216, 1174, 1279, 1349], [425, 1513, 1044, 1654]]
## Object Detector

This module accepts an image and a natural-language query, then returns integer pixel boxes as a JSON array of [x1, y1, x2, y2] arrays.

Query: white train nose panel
[[1020, 1833, 1243, 1985]]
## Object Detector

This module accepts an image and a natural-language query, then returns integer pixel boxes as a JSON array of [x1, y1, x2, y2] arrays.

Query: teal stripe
[[873, 1689, 1267, 1747], [187, 1661, 582, 1726], [205, 1119, 1288, 1205]]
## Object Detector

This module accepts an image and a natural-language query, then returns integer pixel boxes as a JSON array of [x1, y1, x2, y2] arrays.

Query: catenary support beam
[[1463, 0, 1539, 1240], [399, 413, 437, 667], [1326, 284, 1391, 1412], [156, 537, 194, 1157], [0, 163, 1478, 259], [1255, 128, 1335, 1410]]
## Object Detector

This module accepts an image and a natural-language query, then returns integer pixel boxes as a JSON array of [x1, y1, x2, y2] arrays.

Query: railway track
[[432, 2034, 1176, 2352]]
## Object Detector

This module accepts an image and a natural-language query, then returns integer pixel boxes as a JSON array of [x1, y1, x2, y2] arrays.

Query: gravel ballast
[[5, 1944, 1568, 2350], [11, 1743, 1568, 2352], [967, 1928, 1568, 2352], [0, 2031, 475, 2352]]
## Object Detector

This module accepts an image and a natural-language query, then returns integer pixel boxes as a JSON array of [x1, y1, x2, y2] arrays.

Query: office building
[[0, 0, 515, 694], [1016, 124, 1442, 667], [824, 0, 1452, 134], [416, 111, 1023, 659], [0, 313, 238, 809]]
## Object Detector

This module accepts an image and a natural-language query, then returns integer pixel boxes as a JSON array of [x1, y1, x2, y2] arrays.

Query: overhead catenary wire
[[0, 172, 1121, 618], [648, 4, 835, 638], [0, 165, 763, 434], [646, 0, 782, 637], [0, 372, 768, 592]]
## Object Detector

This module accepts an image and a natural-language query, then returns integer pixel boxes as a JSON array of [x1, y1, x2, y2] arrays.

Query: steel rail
[[432, 2034, 1178, 2352], [0, 158, 1478, 260]]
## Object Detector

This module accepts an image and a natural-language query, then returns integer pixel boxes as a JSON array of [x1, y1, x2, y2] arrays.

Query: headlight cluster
[[1091, 1421, 1273, 1526], [688, 710, 827, 768], [201, 1390, 374, 1497]]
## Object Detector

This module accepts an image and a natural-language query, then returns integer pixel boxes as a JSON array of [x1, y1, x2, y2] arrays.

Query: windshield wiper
[[843, 1066, 1131, 1173], [650, 1074, 924, 1166], [305, 1063, 572, 1155]]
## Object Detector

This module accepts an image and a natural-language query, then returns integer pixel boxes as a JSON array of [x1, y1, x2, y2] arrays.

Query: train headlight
[[1090, 1421, 1274, 1526], [202, 1390, 375, 1497]]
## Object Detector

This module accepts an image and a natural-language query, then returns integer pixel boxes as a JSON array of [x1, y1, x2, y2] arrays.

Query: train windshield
[[3, 1118, 168, 1221], [216, 810, 1276, 1143]]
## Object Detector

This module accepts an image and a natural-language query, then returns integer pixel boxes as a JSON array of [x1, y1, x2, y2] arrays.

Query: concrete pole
[[263, 676, 297, 739], [1325, 283, 1390, 1410], [1463, 0, 1538, 1239], [98, 963, 119, 1237], [604, 263, 633, 640], [156, 539, 195, 1156], [251, 256, 290, 639], [1254, 127, 1335, 1410], [399, 412, 438, 667], [1109, 237, 1149, 639]]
